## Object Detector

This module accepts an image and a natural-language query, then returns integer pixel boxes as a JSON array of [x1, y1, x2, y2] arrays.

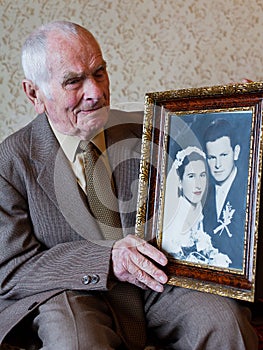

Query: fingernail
[[154, 284, 162, 292], [160, 257, 168, 265], [160, 275, 167, 283]]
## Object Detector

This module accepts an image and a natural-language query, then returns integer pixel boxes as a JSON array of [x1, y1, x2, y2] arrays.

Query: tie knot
[[79, 140, 91, 152], [79, 141, 101, 157]]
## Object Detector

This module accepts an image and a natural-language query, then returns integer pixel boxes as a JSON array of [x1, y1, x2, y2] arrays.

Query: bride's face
[[181, 159, 207, 205]]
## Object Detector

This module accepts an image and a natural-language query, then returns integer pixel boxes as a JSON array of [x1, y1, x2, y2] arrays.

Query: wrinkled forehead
[[45, 30, 103, 75], [46, 28, 101, 54]]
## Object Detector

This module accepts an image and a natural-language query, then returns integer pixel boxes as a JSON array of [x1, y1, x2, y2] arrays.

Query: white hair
[[21, 21, 85, 96]]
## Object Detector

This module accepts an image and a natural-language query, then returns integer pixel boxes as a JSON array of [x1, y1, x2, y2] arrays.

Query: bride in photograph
[[162, 146, 231, 268]]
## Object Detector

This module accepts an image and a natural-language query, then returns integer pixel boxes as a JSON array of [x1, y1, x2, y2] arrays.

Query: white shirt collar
[[48, 119, 106, 162]]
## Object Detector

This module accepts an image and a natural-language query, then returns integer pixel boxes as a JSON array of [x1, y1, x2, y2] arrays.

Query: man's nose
[[83, 78, 103, 101], [215, 157, 221, 168]]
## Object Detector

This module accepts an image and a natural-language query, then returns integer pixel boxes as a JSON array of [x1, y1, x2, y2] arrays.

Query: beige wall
[[1, 0, 263, 142]]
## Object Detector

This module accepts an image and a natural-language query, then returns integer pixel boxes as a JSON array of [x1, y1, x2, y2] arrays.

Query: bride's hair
[[174, 146, 207, 180]]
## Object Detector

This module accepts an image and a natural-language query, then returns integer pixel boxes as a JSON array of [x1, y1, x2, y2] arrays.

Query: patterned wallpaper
[[1, 0, 263, 141]]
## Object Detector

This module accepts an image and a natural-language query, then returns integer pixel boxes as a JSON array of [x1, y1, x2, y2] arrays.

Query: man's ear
[[234, 144, 241, 161], [22, 79, 45, 114]]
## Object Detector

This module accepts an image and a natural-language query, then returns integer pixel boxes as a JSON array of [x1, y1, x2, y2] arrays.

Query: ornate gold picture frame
[[136, 82, 263, 302]]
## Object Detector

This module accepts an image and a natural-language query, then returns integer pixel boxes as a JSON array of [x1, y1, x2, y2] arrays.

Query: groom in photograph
[[202, 118, 247, 270]]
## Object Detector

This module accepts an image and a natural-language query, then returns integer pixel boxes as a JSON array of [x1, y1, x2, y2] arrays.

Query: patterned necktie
[[80, 141, 123, 240], [80, 142, 146, 349]]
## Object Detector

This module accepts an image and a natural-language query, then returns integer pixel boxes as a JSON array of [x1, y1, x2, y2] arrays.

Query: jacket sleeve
[[0, 142, 115, 300]]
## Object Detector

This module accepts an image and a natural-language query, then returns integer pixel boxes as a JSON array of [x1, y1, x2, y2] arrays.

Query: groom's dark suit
[[203, 170, 247, 270], [0, 110, 146, 349]]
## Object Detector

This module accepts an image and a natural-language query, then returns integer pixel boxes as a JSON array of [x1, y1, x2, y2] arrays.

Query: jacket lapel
[[29, 111, 143, 240], [30, 114, 104, 240]]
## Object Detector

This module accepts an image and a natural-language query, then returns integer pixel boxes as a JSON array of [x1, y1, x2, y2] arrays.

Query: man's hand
[[111, 234, 168, 292]]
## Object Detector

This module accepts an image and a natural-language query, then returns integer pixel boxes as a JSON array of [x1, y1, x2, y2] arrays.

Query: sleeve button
[[91, 274, 100, 284], [82, 275, 91, 285]]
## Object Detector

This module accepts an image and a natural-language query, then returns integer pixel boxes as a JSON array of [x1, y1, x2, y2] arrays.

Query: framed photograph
[[135, 82, 263, 302]]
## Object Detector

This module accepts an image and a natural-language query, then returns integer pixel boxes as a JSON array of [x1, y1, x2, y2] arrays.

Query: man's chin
[[214, 178, 226, 184], [78, 108, 110, 139]]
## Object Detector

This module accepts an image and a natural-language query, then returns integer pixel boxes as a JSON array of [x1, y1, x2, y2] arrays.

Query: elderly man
[[0, 21, 258, 349]]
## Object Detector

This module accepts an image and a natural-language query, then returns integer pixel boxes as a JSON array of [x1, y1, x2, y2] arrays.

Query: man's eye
[[63, 78, 82, 90], [94, 67, 106, 79], [67, 78, 81, 85]]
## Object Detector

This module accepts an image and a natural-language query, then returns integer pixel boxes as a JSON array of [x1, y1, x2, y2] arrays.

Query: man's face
[[206, 136, 239, 184], [37, 30, 110, 140]]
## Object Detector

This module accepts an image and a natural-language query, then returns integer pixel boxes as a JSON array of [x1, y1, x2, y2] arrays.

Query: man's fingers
[[112, 234, 168, 292], [130, 252, 168, 284], [135, 239, 168, 266], [122, 251, 167, 292], [127, 264, 165, 292]]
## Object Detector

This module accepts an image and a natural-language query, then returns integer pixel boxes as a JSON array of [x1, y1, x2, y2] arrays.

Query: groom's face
[[206, 136, 237, 184]]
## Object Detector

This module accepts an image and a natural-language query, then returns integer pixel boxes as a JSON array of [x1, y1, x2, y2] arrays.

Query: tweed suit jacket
[[0, 110, 146, 348]]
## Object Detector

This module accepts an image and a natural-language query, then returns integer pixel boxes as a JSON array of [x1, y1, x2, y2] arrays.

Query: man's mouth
[[75, 106, 106, 117], [214, 170, 224, 175]]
